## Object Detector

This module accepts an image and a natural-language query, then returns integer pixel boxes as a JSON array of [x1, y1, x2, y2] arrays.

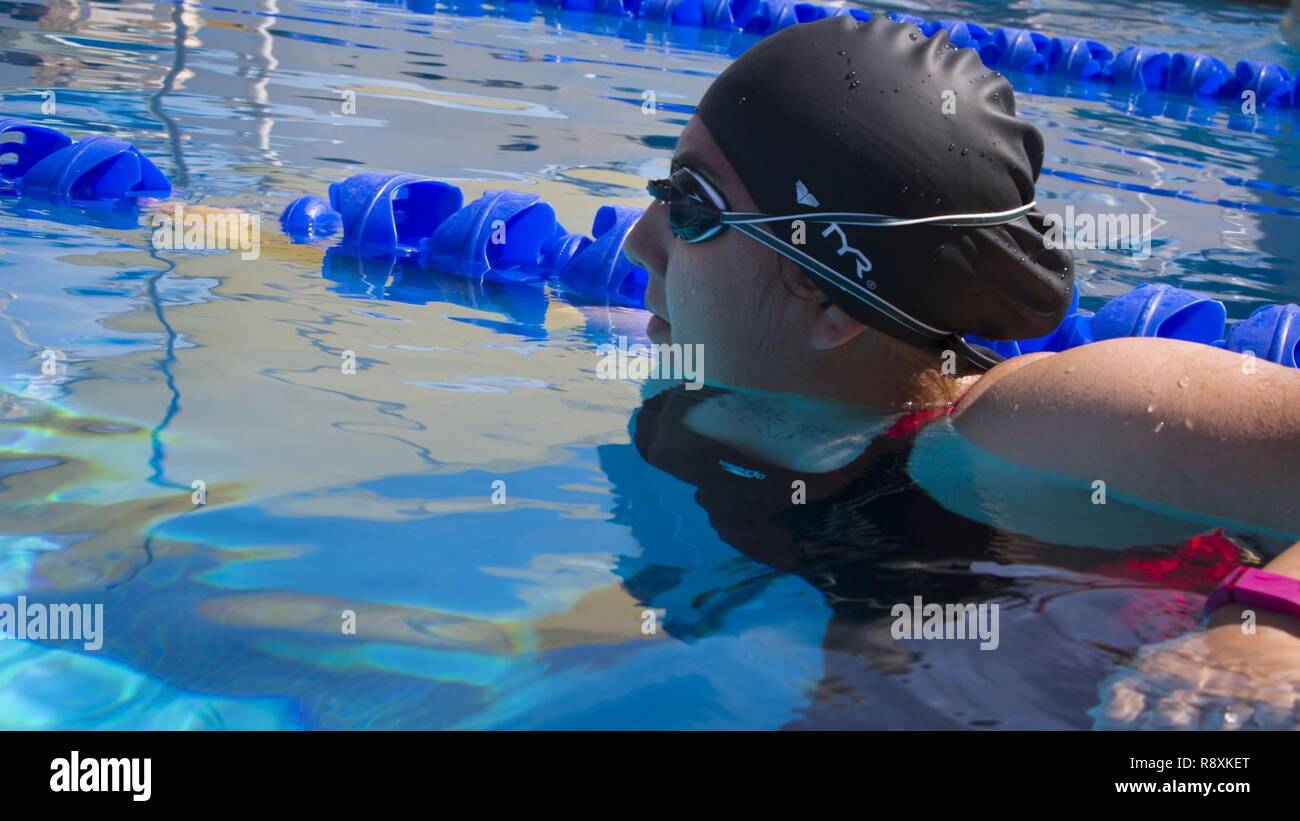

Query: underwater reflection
[[322, 249, 550, 331], [601, 383, 1255, 728]]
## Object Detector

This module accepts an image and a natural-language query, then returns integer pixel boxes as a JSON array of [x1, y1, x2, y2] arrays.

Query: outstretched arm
[[1093, 541, 1300, 729], [952, 337, 1300, 538]]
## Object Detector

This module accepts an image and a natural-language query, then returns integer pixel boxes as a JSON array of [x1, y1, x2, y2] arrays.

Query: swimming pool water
[[0, 0, 1297, 729]]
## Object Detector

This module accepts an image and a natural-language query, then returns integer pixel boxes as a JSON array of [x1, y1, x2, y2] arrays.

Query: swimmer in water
[[620, 15, 1300, 726]]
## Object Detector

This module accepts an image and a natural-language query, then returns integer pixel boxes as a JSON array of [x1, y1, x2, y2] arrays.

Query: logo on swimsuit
[[596, 335, 704, 390], [718, 460, 765, 480], [890, 595, 1000, 651], [1042, 207, 1161, 261]]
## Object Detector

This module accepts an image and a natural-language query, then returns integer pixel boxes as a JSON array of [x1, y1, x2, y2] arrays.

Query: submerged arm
[[1093, 541, 1300, 729], [951, 337, 1300, 537]]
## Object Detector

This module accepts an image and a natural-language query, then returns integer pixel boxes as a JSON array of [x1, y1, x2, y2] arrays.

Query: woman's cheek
[[665, 261, 705, 340]]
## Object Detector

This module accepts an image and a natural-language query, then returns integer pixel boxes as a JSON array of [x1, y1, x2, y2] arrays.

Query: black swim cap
[[694, 15, 1073, 357]]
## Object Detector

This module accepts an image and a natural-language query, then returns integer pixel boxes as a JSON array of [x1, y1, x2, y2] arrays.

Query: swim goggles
[[646, 165, 1037, 369], [647, 165, 1036, 242]]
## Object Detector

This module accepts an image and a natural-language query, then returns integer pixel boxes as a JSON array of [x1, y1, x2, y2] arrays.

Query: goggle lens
[[647, 167, 725, 243]]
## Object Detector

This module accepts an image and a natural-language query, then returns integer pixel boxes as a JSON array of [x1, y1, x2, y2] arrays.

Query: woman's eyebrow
[[669, 150, 729, 200]]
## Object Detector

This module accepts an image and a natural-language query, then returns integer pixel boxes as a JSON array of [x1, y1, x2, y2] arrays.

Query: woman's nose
[[623, 198, 669, 281]]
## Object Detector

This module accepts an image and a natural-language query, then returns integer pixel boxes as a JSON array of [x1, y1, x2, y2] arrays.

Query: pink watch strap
[[1204, 565, 1300, 621]]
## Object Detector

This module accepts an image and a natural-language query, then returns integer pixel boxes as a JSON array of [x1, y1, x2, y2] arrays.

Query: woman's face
[[624, 117, 822, 391]]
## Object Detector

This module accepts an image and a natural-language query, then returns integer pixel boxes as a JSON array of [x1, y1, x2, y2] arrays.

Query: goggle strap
[[731, 223, 948, 340], [732, 223, 1004, 372], [944, 334, 1005, 371], [721, 201, 1037, 229], [685, 168, 727, 209]]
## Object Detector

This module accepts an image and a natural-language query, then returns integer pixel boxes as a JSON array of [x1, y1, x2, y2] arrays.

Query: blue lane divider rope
[[505, 0, 1300, 113], [281, 174, 650, 308], [282, 173, 1300, 368], [1, 114, 1296, 366], [106, 0, 1300, 119], [967, 282, 1300, 369]]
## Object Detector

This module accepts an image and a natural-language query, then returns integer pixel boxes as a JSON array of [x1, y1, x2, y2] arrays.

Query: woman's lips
[[647, 313, 671, 343]]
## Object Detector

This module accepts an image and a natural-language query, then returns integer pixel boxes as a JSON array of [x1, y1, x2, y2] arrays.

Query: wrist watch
[[1204, 565, 1300, 621]]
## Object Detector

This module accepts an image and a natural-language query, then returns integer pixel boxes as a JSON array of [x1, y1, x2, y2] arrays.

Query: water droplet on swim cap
[[694, 16, 1073, 345]]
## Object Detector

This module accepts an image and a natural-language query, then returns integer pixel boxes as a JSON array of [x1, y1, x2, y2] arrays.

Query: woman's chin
[[647, 314, 672, 344]]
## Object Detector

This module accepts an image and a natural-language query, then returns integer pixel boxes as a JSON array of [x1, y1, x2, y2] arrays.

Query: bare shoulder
[[949, 337, 1300, 535], [954, 337, 1300, 434], [952, 350, 1057, 410]]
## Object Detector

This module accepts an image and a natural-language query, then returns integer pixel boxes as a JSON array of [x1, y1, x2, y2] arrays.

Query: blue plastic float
[[980, 28, 1052, 73], [1046, 37, 1113, 81], [966, 283, 1300, 369], [1234, 61, 1295, 108], [329, 172, 463, 261], [556, 204, 649, 306], [1168, 53, 1233, 97], [279, 194, 342, 240], [1225, 304, 1300, 368], [1091, 283, 1227, 342], [424, 189, 562, 280], [281, 173, 648, 305], [0, 118, 72, 180], [0, 119, 171, 204]]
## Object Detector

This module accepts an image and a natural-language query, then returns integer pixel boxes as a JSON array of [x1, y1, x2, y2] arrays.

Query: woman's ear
[[777, 259, 870, 351], [810, 300, 869, 351]]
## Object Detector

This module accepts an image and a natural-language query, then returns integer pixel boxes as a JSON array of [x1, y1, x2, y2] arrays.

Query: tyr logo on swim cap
[[694, 16, 1073, 351], [795, 180, 820, 207]]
